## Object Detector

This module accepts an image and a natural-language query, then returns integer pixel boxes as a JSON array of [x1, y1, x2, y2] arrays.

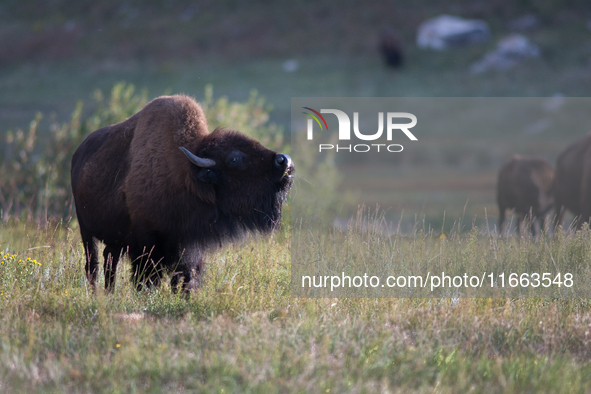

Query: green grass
[[2, 2, 591, 391], [292, 208, 591, 298], [1, 220, 591, 392]]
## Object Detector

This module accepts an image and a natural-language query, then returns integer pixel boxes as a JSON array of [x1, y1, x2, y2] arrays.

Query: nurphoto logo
[[303, 107, 418, 153]]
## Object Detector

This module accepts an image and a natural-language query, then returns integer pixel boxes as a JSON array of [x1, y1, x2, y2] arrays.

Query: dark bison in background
[[71, 95, 294, 293], [553, 133, 591, 230], [379, 28, 404, 68], [497, 155, 554, 236]]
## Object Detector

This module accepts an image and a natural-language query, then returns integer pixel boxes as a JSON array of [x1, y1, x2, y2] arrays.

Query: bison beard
[[71, 94, 294, 294]]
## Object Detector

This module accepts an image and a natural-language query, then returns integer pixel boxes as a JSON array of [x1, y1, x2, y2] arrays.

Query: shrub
[[0, 82, 148, 222]]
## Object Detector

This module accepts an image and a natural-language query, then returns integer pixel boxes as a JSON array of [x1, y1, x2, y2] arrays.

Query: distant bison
[[553, 133, 591, 229], [71, 95, 294, 293], [379, 28, 404, 68], [497, 155, 554, 236]]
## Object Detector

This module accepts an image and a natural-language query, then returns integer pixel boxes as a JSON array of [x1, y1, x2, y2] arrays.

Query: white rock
[[471, 34, 540, 73], [282, 59, 299, 73], [497, 34, 540, 57], [417, 15, 490, 50]]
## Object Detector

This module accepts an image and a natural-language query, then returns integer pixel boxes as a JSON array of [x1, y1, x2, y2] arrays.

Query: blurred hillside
[[2, 0, 591, 128], [0, 0, 588, 63]]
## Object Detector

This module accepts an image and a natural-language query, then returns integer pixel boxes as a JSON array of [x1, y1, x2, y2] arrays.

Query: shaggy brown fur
[[497, 155, 554, 236], [71, 95, 294, 294], [553, 133, 591, 229]]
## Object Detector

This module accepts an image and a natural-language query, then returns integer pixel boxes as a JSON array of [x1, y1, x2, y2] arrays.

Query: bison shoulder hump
[[137, 95, 209, 148]]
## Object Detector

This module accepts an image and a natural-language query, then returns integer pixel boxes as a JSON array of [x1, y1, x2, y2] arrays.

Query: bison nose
[[274, 154, 294, 176]]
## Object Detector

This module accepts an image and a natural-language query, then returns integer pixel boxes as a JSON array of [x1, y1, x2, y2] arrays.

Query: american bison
[[71, 95, 294, 293], [553, 133, 591, 230], [497, 155, 554, 236], [379, 28, 404, 68]]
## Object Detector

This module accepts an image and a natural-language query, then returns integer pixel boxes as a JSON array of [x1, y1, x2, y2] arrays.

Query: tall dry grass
[[1, 217, 591, 392]]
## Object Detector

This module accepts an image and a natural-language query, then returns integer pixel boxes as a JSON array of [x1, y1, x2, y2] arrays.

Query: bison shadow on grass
[[71, 95, 294, 295]]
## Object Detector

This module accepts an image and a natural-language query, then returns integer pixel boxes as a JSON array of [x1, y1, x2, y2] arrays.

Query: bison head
[[180, 128, 294, 234]]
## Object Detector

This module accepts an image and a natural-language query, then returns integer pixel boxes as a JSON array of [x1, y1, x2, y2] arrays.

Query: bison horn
[[179, 147, 216, 168]]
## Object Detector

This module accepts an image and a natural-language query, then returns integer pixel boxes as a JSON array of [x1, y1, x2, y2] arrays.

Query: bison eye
[[225, 150, 247, 170]]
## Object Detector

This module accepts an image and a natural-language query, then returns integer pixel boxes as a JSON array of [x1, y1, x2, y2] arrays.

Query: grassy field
[[3, 1, 591, 391], [1, 220, 591, 392]]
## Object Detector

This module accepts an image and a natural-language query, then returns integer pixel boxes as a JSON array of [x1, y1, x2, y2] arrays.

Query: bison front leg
[[530, 218, 537, 237], [497, 206, 506, 235], [103, 245, 125, 293], [553, 204, 566, 232], [171, 253, 204, 296], [130, 246, 165, 292], [516, 215, 523, 238], [540, 215, 547, 236]]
